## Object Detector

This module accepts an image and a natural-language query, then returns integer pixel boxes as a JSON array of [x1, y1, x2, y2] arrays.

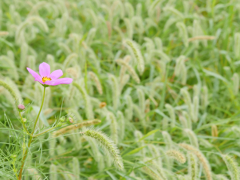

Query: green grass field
[[0, 0, 240, 179]]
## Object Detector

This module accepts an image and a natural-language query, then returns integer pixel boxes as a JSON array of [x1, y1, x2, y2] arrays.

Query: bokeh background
[[1, 0, 240, 179]]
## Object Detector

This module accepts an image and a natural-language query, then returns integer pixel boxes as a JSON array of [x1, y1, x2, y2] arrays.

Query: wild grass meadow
[[0, 0, 240, 179]]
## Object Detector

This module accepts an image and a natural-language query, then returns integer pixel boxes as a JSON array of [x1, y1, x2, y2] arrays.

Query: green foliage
[[0, 0, 240, 179]]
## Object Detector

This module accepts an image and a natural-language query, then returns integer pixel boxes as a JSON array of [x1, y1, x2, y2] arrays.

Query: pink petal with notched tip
[[39, 62, 50, 77], [27, 67, 43, 84], [44, 78, 73, 86], [49, 69, 63, 80]]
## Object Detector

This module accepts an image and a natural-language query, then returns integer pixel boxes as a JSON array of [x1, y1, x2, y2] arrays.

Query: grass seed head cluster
[[0, 0, 240, 179]]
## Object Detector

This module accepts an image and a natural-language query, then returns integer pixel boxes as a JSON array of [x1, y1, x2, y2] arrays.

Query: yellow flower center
[[42, 77, 51, 83]]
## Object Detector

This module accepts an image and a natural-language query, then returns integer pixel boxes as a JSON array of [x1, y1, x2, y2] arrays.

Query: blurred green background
[[1, 0, 240, 179]]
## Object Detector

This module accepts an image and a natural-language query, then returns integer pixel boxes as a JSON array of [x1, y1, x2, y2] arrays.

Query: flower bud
[[68, 117, 74, 123], [23, 118, 27, 122], [18, 104, 25, 111], [57, 122, 63, 127], [60, 116, 65, 122]]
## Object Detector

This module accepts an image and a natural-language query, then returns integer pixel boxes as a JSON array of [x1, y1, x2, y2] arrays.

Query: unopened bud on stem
[[18, 104, 25, 111]]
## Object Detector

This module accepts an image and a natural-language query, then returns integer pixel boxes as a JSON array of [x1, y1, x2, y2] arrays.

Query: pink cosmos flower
[[27, 62, 73, 86]]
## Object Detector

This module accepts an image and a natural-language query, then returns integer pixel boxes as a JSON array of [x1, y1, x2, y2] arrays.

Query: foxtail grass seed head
[[131, 16, 144, 35], [119, 56, 131, 79], [176, 22, 189, 47], [137, 88, 145, 112], [116, 59, 140, 83], [192, 96, 199, 122], [123, 18, 133, 39], [193, 85, 200, 97], [53, 119, 101, 137], [162, 131, 173, 150], [72, 157, 80, 180], [134, 130, 146, 157], [66, 67, 81, 80], [188, 153, 199, 180], [89, 71, 102, 95], [183, 111, 192, 130], [165, 104, 176, 128], [0, 55, 19, 81], [108, 112, 118, 144], [20, 43, 28, 70], [151, 50, 171, 62], [86, 28, 97, 45], [124, 2, 134, 18], [136, 3, 142, 16], [133, 104, 146, 127], [181, 88, 192, 108], [181, 88, 193, 119], [0, 80, 19, 106], [234, 33, 240, 58], [141, 166, 163, 180], [50, 164, 58, 180], [188, 36, 215, 42], [154, 37, 163, 50], [125, 95, 133, 120], [98, 153, 105, 172], [83, 129, 124, 170], [184, 129, 199, 148], [232, 73, 239, 95], [179, 143, 212, 180], [87, 137, 101, 162], [27, 168, 42, 180], [222, 154, 240, 180], [120, 74, 130, 92], [73, 82, 94, 120], [63, 53, 78, 69], [109, 74, 119, 110], [117, 111, 125, 141], [201, 86, 209, 109], [175, 55, 185, 76], [232, 126, 240, 135], [162, 117, 169, 130], [211, 125, 218, 138], [164, 6, 184, 19], [166, 150, 186, 164], [124, 39, 145, 74], [215, 175, 230, 180]]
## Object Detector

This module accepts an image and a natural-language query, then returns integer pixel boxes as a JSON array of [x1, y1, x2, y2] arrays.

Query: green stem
[[32, 87, 46, 134], [19, 111, 29, 134], [18, 87, 46, 180]]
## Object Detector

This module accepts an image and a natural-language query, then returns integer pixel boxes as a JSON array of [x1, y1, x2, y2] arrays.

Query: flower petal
[[27, 67, 43, 83], [39, 62, 50, 77], [49, 69, 63, 80], [44, 78, 73, 86]]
